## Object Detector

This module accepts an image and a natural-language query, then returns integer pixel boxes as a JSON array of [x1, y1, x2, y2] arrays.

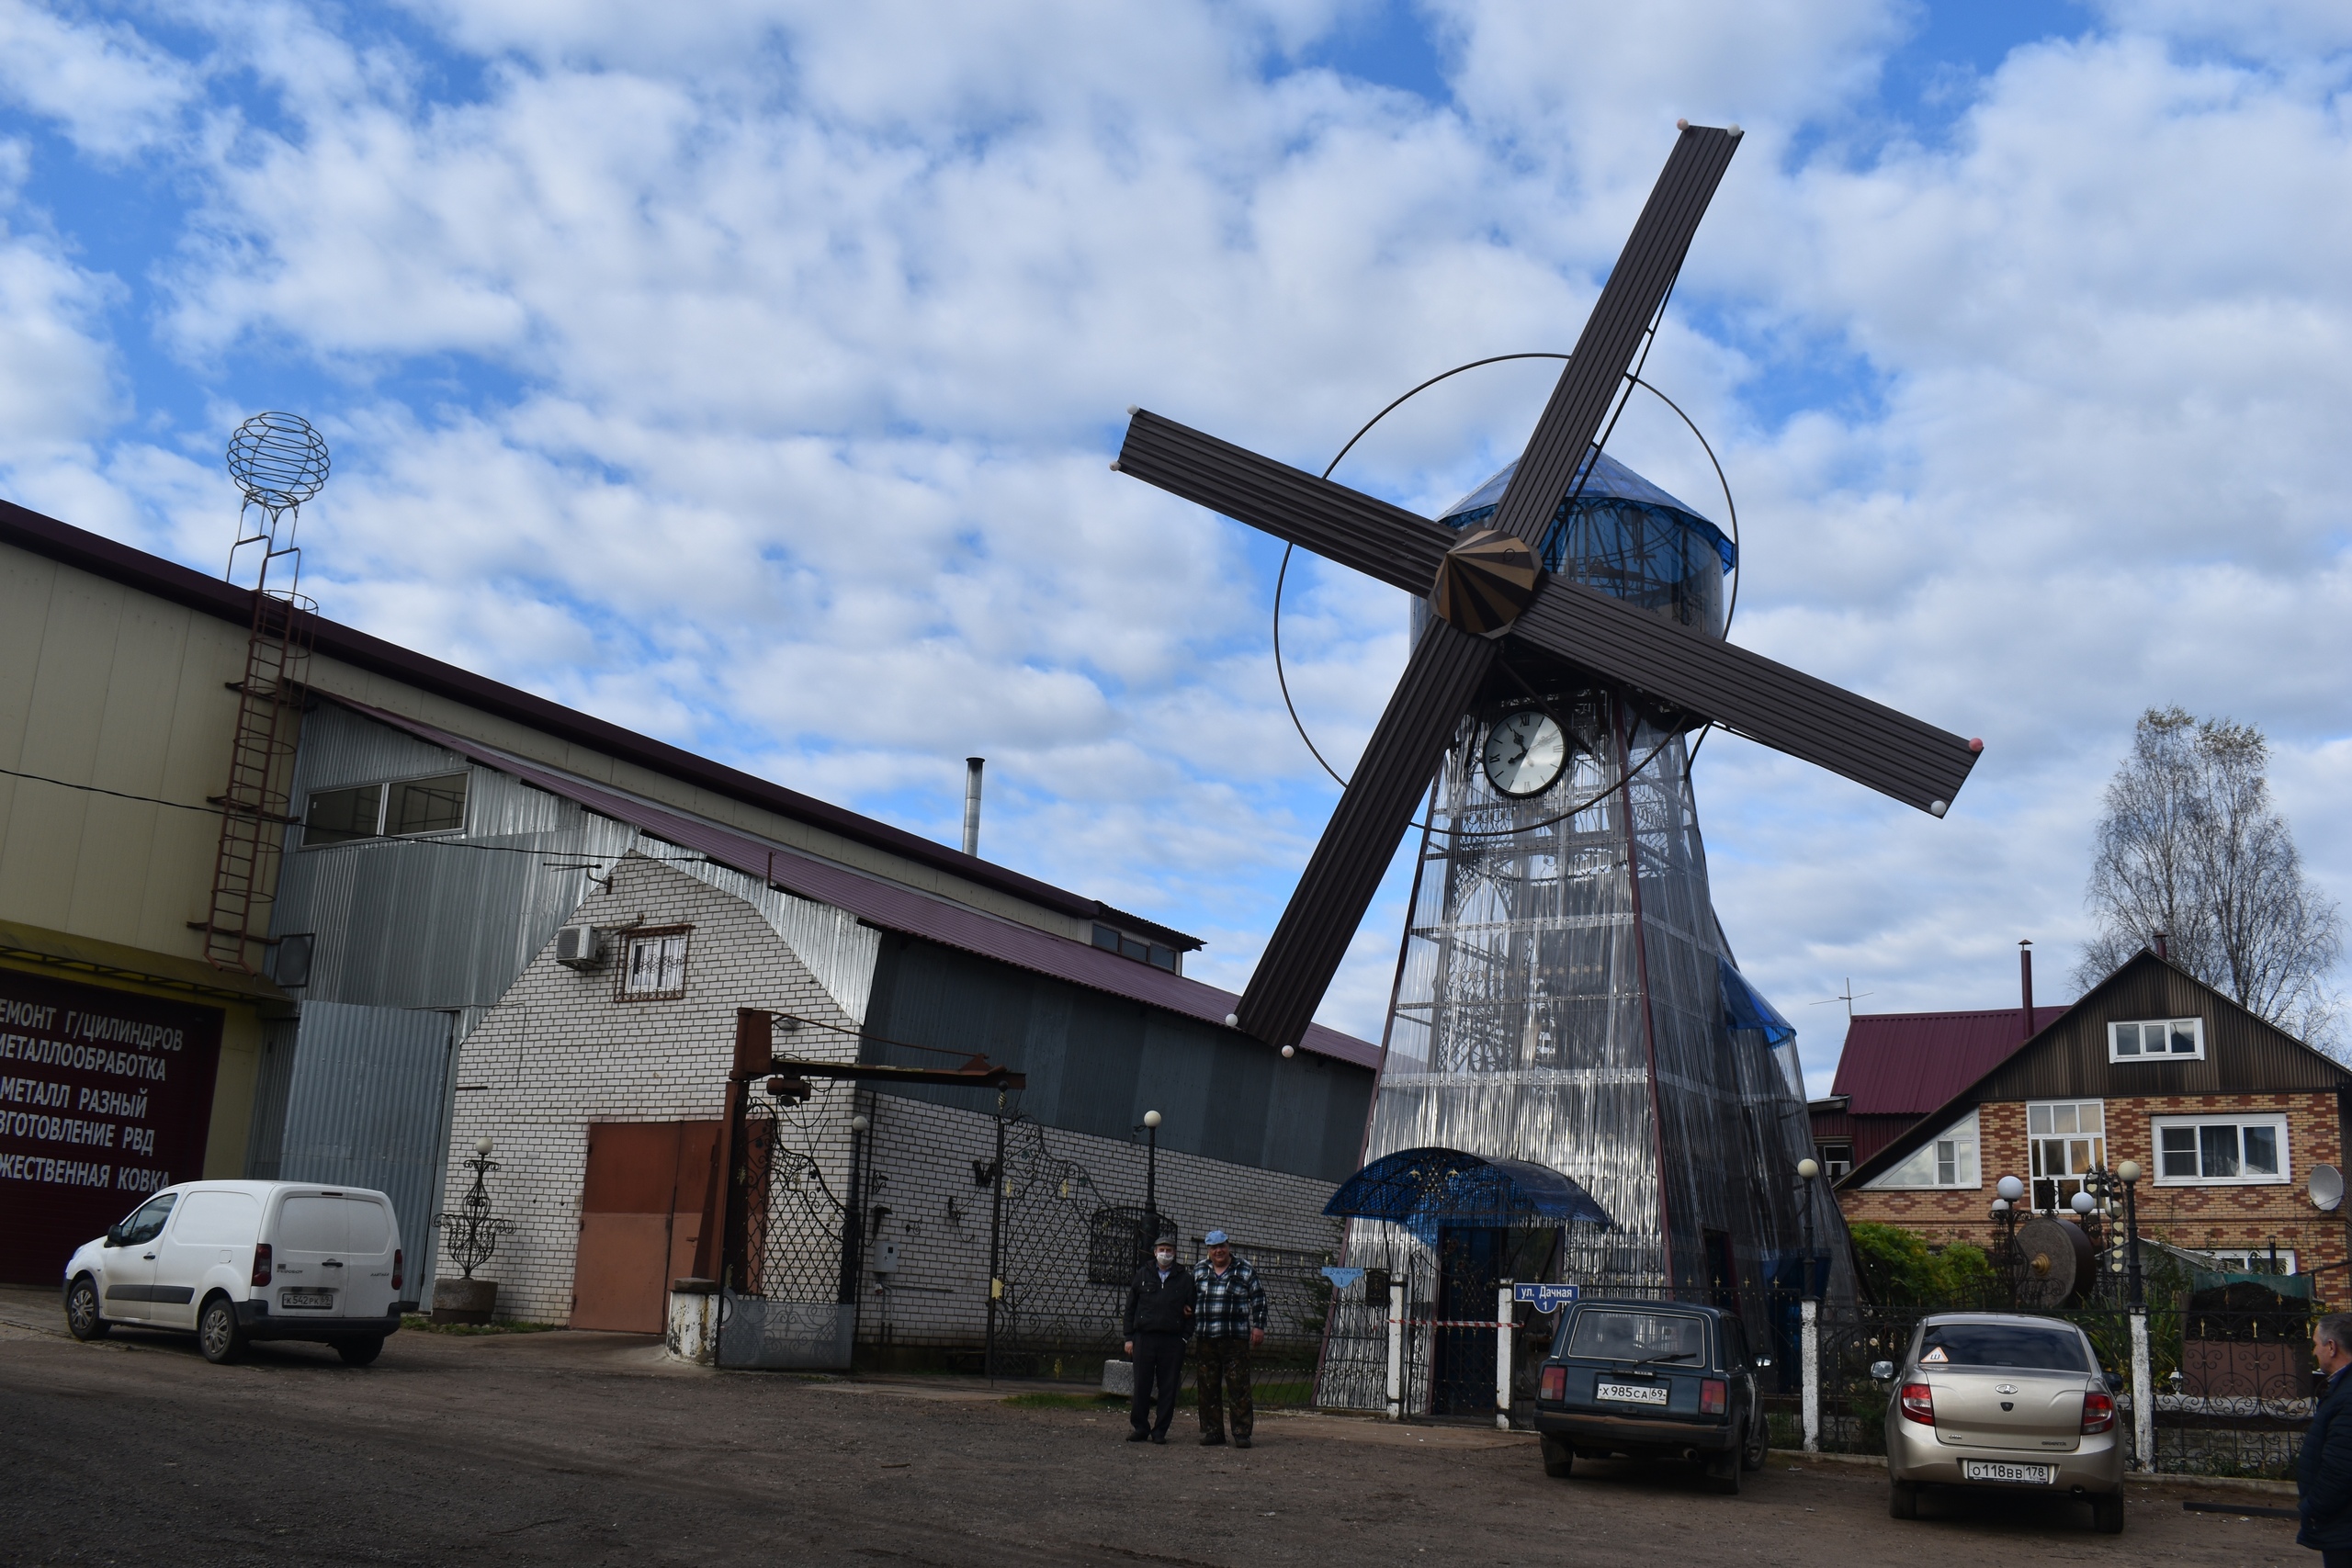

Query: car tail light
[[1701, 1378, 1728, 1416], [2082, 1390, 2115, 1434], [1539, 1365, 1566, 1403], [392, 1247, 403, 1293], [251, 1243, 272, 1287], [1898, 1382, 1935, 1426]]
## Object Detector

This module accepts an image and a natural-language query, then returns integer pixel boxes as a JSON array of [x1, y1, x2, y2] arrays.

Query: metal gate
[[719, 1090, 855, 1369], [989, 1118, 1141, 1379]]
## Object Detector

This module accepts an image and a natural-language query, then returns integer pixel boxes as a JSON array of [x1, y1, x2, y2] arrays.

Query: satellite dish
[[2313, 1164, 2344, 1213]]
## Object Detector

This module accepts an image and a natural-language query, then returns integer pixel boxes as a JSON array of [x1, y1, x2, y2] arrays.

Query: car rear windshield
[[1566, 1309, 1708, 1364], [1917, 1322, 2090, 1372]]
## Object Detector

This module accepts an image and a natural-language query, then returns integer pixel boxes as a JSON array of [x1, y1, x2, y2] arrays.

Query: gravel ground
[[0, 1285, 2305, 1567]]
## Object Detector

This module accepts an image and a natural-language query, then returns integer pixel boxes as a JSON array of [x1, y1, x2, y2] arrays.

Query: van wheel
[[1539, 1434, 1574, 1479], [2091, 1492, 2125, 1534], [65, 1275, 110, 1341], [1740, 1411, 1770, 1471], [1704, 1451, 1741, 1495], [1889, 1480, 1919, 1519], [335, 1336, 385, 1367], [198, 1295, 247, 1365]]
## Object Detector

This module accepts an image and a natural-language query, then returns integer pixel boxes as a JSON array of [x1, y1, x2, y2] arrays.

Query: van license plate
[[1961, 1461, 2052, 1484], [1595, 1382, 1668, 1406], [280, 1290, 335, 1310]]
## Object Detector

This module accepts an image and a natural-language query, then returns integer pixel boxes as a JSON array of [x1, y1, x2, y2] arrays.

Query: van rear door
[[269, 1192, 351, 1319], [342, 1196, 399, 1319]]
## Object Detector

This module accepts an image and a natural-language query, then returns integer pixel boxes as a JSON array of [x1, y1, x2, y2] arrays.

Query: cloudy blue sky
[[3, 0, 2348, 1090]]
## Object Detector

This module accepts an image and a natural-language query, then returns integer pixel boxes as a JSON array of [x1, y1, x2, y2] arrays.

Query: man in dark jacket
[[2301, 1313, 2352, 1563], [1122, 1233, 1195, 1443]]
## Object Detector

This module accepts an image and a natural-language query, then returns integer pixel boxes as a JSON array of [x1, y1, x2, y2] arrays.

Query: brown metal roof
[[330, 697, 1378, 1071], [0, 494, 1198, 948], [1838, 950, 2351, 1189], [1828, 1005, 2069, 1115]]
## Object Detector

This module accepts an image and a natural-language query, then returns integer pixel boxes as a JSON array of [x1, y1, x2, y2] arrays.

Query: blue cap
[[1204, 1229, 1229, 1246]]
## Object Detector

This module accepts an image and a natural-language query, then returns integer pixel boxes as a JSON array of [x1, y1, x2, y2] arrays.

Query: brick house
[[1835, 949, 2352, 1302], [1809, 1002, 2066, 1179]]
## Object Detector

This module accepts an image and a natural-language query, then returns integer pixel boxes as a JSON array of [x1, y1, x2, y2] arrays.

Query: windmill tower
[[1368, 452, 1829, 1305], [201, 413, 329, 974]]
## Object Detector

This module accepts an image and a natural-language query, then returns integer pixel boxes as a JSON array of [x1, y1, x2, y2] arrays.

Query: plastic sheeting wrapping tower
[[1347, 451, 1853, 1323]]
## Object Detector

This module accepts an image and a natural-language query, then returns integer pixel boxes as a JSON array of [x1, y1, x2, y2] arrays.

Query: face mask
[[1155, 1250, 1175, 1265]]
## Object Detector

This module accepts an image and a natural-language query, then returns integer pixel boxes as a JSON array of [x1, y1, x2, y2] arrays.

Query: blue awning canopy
[[1324, 1146, 1611, 1242]]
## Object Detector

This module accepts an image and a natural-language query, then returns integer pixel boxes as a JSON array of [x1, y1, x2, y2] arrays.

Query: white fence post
[[2131, 1307, 2154, 1471], [1385, 1280, 1405, 1421], [1801, 1297, 1820, 1453], [1497, 1285, 1515, 1431]]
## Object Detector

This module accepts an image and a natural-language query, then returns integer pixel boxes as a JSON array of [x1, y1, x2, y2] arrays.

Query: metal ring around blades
[[1270, 354, 1741, 839]]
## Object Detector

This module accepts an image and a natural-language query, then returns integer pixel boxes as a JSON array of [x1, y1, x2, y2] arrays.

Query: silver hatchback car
[[1873, 1313, 2126, 1533]]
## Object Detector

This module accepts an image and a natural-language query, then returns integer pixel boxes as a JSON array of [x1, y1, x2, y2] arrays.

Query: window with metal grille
[[2029, 1100, 2106, 1209], [2153, 1112, 2288, 1185], [617, 929, 691, 999], [2109, 1016, 2204, 1062]]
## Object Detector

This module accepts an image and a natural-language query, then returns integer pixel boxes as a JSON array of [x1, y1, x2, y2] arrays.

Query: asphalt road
[[0, 1285, 2305, 1567]]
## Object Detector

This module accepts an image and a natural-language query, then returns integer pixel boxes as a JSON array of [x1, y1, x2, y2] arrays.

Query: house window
[[2029, 1100, 2106, 1210], [2109, 1017, 2204, 1062], [301, 773, 469, 848], [1864, 1111, 1980, 1190], [303, 783, 384, 846], [387, 773, 468, 835], [2153, 1112, 2289, 1186], [1819, 1143, 1853, 1181], [618, 929, 691, 999], [1090, 923, 1179, 973]]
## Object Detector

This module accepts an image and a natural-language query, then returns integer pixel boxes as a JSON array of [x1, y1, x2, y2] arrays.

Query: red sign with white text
[[0, 969, 224, 1283]]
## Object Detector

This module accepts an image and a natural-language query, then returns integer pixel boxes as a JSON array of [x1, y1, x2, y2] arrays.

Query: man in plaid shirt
[[1192, 1229, 1266, 1448]]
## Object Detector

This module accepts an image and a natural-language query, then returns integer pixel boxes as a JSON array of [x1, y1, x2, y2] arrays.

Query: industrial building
[[0, 497, 1375, 1365]]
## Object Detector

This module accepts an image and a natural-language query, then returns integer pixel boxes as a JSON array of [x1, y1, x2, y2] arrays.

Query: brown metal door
[[572, 1121, 720, 1332]]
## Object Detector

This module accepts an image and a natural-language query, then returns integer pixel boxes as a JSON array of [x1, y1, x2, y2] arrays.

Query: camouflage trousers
[[1194, 1336, 1253, 1438]]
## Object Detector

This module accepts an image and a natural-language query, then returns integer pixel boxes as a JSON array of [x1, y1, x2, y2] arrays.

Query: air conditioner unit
[[553, 924, 603, 969]]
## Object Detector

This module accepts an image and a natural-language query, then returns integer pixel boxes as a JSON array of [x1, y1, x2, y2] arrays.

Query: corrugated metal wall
[[861, 933, 1374, 1182], [242, 1018, 302, 1179], [277, 1000, 457, 1293]]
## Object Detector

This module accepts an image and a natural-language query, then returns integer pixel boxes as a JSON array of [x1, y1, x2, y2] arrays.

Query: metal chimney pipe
[[2018, 940, 2034, 1040], [2154, 931, 2168, 961], [962, 758, 984, 858]]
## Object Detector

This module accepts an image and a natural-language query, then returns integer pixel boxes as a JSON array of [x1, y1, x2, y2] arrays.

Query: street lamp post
[[1795, 1157, 1820, 1299], [1992, 1175, 2026, 1306], [1138, 1110, 1163, 1233]]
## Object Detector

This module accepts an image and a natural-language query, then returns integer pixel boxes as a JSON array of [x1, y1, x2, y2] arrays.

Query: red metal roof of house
[[1829, 1005, 2070, 1116]]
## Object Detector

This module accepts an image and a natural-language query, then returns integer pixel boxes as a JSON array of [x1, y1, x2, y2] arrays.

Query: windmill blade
[[1114, 409, 1455, 595], [1235, 617, 1497, 1048], [1510, 575, 1981, 815], [1489, 124, 1742, 549]]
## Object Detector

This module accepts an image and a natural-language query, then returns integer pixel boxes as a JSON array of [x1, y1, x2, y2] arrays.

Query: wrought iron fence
[[720, 1092, 857, 1370]]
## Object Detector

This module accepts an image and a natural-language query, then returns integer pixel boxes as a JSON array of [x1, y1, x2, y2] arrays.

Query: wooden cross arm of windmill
[[1112, 121, 1981, 1051]]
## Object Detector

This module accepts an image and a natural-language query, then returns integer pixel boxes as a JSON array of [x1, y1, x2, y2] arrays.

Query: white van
[[62, 1180, 413, 1364]]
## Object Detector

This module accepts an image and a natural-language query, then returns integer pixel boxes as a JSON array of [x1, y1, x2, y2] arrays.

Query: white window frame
[[2195, 1247, 2298, 1275], [1864, 1110, 1981, 1190], [2029, 1100, 2107, 1210], [2151, 1111, 2290, 1187], [616, 928, 692, 1000], [2108, 1016, 2206, 1062]]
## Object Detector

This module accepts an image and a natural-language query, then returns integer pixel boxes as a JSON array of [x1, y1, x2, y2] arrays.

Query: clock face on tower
[[1482, 710, 1569, 798]]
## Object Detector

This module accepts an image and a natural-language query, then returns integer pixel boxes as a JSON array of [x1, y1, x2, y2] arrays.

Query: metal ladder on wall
[[201, 522, 314, 975]]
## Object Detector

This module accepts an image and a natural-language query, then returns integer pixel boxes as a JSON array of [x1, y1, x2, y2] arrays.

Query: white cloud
[[5, 0, 2351, 1077]]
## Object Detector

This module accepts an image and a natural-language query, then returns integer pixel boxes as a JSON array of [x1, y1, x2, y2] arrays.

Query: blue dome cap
[[1440, 451, 1735, 575]]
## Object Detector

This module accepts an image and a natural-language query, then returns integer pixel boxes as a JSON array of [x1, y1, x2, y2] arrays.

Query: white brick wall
[[442, 849, 1347, 1340]]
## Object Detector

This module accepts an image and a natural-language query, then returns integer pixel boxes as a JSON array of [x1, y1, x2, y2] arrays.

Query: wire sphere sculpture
[[225, 412, 331, 512]]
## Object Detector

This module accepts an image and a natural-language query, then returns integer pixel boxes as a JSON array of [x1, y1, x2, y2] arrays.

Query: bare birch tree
[[2074, 706, 2343, 1046]]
